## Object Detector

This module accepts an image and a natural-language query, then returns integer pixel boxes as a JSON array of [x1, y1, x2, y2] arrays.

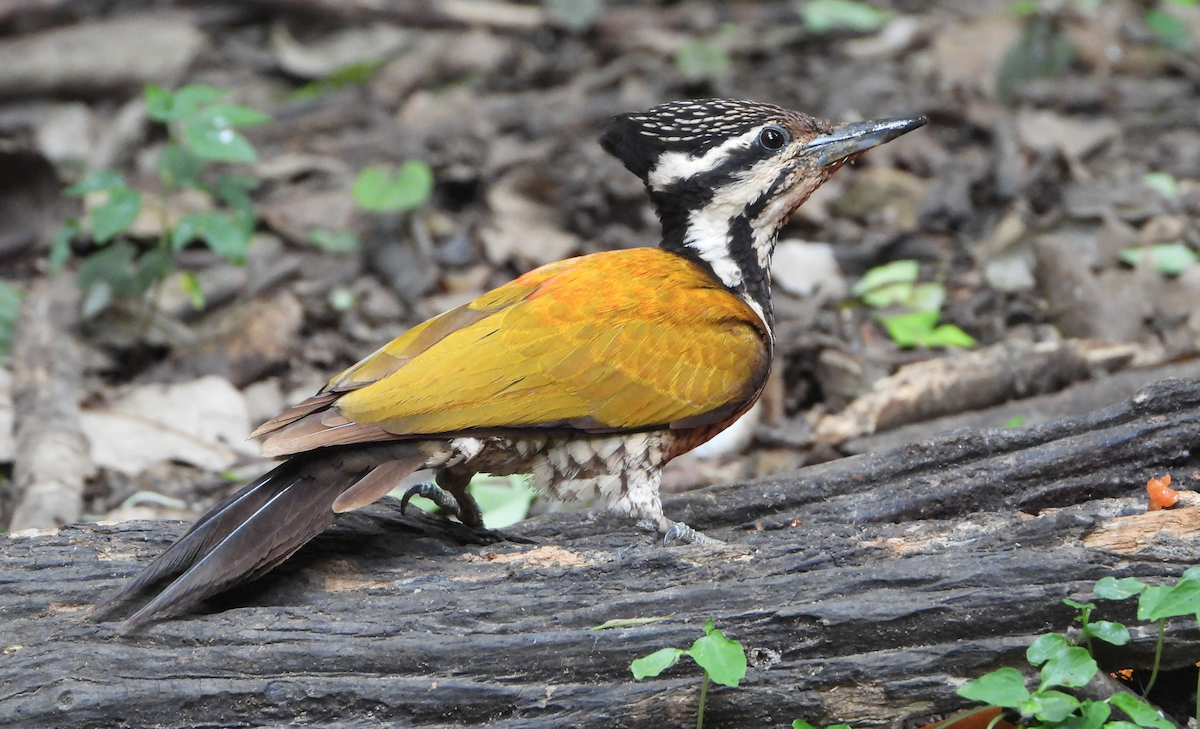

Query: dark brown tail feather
[[97, 444, 425, 627]]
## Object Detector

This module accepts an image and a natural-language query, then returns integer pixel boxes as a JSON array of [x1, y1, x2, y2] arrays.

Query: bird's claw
[[399, 482, 461, 516], [662, 521, 725, 547]]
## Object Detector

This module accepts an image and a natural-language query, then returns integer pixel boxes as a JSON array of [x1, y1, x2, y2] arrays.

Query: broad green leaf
[[689, 625, 747, 687], [1139, 573, 1200, 621], [184, 123, 258, 163], [630, 647, 685, 679], [1107, 722, 1145, 729], [1095, 576, 1147, 600], [1146, 8, 1192, 52], [1137, 585, 1168, 621], [1082, 620, 1130, 646], [1027, 633, 1071, 666], [197, 103, 270, 128], [800, 0, 891, 33], [1025, 690, 1080, 723], [1038, 646, 1097, 690], [65, 169, 125, 196], [1119, 244, 1198, 275], [156, 143, 204, 189], [130, 249, 173, 296], [853, 259, 918, 301], [76, 242, 138, 317], [675, 38, 729, 81], [216, 173, 259, 230], [81, 280, 114, 319], [469, 475, 536, 528], [1142, 172, 1178, 199], [1059, 699, 1110, 729], [1109, 693, 1173, 729], [0, 280, 23, 358], [172, 212, 252, 264], [309, 229, 360, 253], [352, 161, 435, 213], [921, 324, 976, 349], [145, 83, 227, 122], [1063, 598, 1094, 611], [793, 722, 817, 729], [908, 282, 946, 312], [957, 667, 1030, 708], [91, 186, 142, 243]]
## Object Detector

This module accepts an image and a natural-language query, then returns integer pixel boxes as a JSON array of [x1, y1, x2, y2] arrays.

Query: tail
[[96, 445, 426, 627]]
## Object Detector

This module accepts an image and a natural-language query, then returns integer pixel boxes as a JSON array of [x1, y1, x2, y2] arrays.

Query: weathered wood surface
[[4, 377, 1200, 729]]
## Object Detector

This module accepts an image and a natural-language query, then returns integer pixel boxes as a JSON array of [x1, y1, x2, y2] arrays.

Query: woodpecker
[[100, 98, 924, 625]]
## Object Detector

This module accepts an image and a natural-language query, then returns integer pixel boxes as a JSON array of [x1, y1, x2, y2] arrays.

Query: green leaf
[[1110, 693, 1173, 729], [0, 280, 23, 358], [1119, 244, 1198, 275], [1142, 172, 1178, 199], [631, 647, 686, 679], [689, 624, 747, 687], [1025, 690, 1080, 723], [49, 221, 79, 273], [131, 249, 173, 295], [197, 103, 271, 128], [184, 122, 258, 163], [180, 271, 205, 310], [1139, 573, 1200, 621], [1146, 8, 1192, 52], [957, 667, 1030, 708], [65, 169, 126, 196], [469, 475, 536, 528], [1004, 415, 1026, 428], [1082, 620, 1130, 646], [1063, 598, 1094, 611], [853, 259, 918, 301], [921, 323, 976, 348], [675, 37, 730, 81], [215, 173, 259, 230], [309, 229, 360, 253], [352, 161, 435, 213], [90, 186, 143, 243], [1059, 699, 1110, 729], [800, 0, 892, 33], [146, 84, 228, 122], [1027, 633, 1071, 666], [1038, 646, 1097, 690], [156, 143, 204, 189], [76, 242, 138, 317], [793, 722, 818, 729], [1137, 585, 1168, 621], [81, 280, 114, 319], [1095, 576, 1147, 601], [172, 212, 252, 264]]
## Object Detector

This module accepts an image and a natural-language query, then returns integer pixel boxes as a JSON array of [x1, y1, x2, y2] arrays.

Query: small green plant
[[799, 0, 892, 34], [1142, 172, 1178, 200], [956, 568, 1200, 729], [630, 618, 748, 729], [53, 84, 270, 317], [1119, 243, 1198, 275], [853, 260, 975, 349]]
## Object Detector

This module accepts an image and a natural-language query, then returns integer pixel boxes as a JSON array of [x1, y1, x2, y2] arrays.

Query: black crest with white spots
[[600, 98, 822, 180]]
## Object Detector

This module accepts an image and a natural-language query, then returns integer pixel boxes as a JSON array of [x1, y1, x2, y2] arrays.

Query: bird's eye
[[758, 126, 788, 150]]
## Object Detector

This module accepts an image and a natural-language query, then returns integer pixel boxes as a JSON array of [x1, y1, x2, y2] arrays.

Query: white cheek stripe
[[647, 127, 763, 189]]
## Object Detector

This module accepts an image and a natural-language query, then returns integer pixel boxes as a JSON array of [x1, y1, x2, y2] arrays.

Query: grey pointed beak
[[804, 116, 926, 167]]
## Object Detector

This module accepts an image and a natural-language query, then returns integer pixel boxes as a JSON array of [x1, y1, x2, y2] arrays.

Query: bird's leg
[[401, 468, 484, 527], [436, 468, 484, 528], [618, 467, 724, 546], [400, 482, 462, 516], [662, 521, 724, 547]]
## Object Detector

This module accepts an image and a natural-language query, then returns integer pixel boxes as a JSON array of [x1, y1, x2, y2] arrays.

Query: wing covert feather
[[332, 248, 770, 435]]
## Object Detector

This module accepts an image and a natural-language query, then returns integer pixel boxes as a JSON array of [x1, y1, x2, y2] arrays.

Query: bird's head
[[601, 98, 924, 328]]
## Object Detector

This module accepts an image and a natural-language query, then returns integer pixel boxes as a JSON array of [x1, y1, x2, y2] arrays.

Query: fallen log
[[3, 378, 1200, 729]]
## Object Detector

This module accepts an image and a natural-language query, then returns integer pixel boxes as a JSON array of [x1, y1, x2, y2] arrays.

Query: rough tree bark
[[3, 378, 1200, 729]]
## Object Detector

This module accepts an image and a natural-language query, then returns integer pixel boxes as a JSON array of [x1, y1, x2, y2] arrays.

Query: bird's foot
[[658, 520, 725, 546], [399, 482, 461, 517]]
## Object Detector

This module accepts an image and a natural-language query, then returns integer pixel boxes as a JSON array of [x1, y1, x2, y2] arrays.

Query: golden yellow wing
[[256, 248, 769, 456]]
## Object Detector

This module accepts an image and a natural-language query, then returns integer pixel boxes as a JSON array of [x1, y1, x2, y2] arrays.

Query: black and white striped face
[[601, 99, 924, 328]]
